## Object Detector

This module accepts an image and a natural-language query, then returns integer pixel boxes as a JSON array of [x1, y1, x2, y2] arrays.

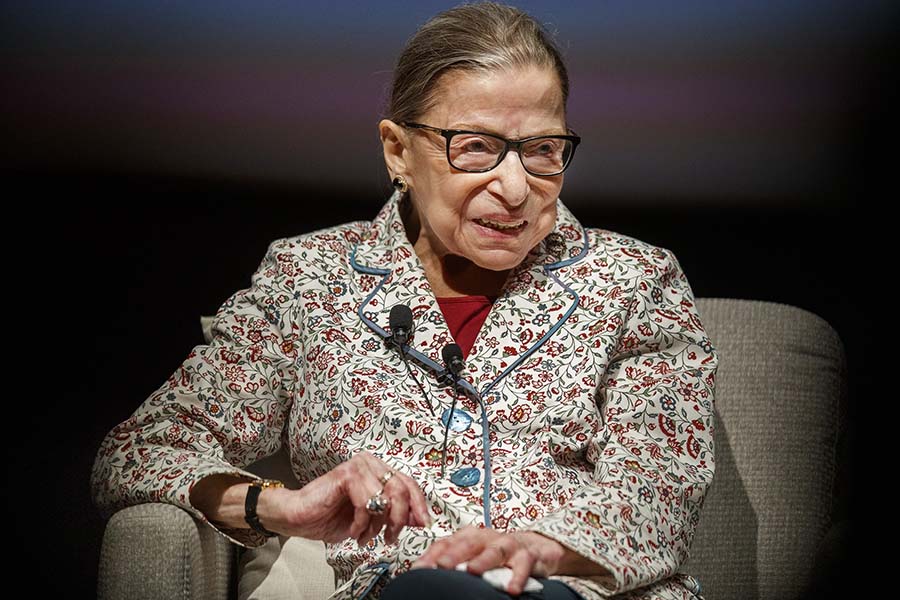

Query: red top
[[436, 296, 495, 359]]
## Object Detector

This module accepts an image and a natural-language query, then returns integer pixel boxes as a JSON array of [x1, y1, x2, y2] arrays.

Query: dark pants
[[380, 568, 585, 600]]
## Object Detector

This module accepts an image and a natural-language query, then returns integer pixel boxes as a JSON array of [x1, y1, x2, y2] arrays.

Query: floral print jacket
[[92, 193, 718, 600]]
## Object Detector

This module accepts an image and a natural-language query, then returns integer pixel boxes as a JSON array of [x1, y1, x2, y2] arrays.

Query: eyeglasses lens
[[447, 133, 572, 175]]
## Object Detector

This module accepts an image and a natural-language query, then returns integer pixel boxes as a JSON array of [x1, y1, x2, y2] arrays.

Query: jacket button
[[441, 408, 473, 433], [450, 467, 481, 487]]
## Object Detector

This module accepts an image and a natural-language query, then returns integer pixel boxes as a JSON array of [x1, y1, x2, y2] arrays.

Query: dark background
[[5, 1, 889, 596]]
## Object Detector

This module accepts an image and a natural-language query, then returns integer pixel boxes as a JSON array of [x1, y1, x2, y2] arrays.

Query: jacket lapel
[[349, 192, 589, 402], [349, 191, 454, 371], [465, 203, 588, 399]]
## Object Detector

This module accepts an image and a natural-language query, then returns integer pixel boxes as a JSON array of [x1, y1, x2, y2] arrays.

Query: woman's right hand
[[191, 452, 431, 546]]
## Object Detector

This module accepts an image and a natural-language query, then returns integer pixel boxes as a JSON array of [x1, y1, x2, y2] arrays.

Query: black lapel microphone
[[389, 304, 435, 415], [440, 343, 465, 477], [383, 310, 489, 493], [439, 344, 492, 517], [441, 343, 465, 381], [389, 304, 414, 347]]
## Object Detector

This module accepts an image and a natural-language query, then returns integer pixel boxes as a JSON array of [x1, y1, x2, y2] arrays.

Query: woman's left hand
[[411, 527, 567, 596]]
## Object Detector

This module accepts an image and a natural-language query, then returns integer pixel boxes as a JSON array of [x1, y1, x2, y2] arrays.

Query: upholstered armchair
[[97, 298, 847, 599]]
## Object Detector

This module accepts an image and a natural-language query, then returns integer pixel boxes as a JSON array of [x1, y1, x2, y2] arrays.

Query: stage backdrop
[[4, 0, 891, 204]]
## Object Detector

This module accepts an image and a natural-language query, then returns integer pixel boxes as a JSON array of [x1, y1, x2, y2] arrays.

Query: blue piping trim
[[475, 228, 588, 525], [351, 242, 487, 525], [479, 228, 589, 398], [351, 244, 478, 394], [479, 397, 491, 528], [349, 243, 390, 276], [352, 561, 391, 599]]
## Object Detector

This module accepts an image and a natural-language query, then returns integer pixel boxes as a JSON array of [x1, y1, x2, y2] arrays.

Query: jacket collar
[[351, 190, 588, 275], [350, 190, 589, 395]]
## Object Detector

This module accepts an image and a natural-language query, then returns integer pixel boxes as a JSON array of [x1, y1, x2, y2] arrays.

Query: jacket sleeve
[[90, 238, 302, 547], [525, 248, 718, 594]]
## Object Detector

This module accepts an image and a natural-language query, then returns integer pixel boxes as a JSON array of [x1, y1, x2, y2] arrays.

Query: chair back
[[685, 299, 845, 599]]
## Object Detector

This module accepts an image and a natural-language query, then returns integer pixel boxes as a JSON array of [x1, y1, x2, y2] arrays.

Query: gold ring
[[378, 470, 395, 485]]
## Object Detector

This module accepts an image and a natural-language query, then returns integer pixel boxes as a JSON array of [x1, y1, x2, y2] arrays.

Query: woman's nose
[[487, 150, 530, 206]]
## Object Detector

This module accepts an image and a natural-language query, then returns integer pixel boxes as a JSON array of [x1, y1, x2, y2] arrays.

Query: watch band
[[244, 479, 284, 537]]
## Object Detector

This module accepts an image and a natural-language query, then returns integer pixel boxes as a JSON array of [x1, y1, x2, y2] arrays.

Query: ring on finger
[[378, 470, 395, 485], [365, 491, 391, 515]]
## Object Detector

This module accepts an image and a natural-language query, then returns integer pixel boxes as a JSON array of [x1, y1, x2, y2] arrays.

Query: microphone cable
[[376, 303, 493, 526], [389, 305, 434, 416], [440, 343, 465, 478], [440, 391, 459, 478], [400, 349, 434, 416]]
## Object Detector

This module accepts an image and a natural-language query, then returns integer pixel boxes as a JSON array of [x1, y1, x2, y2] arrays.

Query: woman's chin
[[468, 248, 529, 272]]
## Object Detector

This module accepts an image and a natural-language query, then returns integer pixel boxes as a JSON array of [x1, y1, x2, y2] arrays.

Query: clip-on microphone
[[441, 343, 465, 381], [440, 343, 465, 476], [389, 304, 413, 348], [389, 304, 434, 415]]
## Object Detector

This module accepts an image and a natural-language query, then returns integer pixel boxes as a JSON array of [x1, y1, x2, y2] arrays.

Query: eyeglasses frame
[[401, 121, 581, 177]]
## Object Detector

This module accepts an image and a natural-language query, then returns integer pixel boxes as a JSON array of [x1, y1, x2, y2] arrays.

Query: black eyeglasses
[[402, 122, 581, 177]]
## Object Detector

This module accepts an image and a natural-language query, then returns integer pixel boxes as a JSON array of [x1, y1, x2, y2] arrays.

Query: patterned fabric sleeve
[[90, 239, 301, 547], [525, 248, 718, 595]]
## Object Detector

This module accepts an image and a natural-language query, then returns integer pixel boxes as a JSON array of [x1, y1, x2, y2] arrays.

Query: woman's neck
[[401, 196, 509, 297], [425, 255, 509, 298]]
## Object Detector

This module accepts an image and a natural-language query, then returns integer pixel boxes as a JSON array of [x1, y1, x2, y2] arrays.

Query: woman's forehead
[[423, 66, 566, 133]]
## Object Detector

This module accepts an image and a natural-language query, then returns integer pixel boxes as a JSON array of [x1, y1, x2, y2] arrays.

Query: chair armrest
[[98, 503, 235, 600]]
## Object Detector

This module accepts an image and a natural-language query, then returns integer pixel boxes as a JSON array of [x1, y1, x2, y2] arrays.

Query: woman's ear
[[379, 119, 411, 181]]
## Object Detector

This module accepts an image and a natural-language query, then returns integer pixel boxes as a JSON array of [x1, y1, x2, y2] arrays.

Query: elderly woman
[[92, 3, 717, 600]]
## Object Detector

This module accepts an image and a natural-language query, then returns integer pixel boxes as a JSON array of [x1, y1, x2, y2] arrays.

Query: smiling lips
[[473, 217, 527, 232]]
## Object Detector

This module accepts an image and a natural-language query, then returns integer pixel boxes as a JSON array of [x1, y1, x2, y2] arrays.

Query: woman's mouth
[[473, 217, 527, 232]]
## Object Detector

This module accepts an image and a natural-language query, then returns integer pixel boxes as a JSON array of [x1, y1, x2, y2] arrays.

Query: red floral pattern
[[92, 195, 717, 600]]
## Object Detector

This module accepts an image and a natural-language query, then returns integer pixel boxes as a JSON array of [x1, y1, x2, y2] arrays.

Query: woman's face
[[390, 65, 567, 273]]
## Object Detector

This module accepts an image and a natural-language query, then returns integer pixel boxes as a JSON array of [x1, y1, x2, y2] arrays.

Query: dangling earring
[[392, 176, 409, 194]]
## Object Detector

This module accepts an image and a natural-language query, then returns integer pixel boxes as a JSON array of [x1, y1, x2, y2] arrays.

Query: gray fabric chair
[[97, 298, 847, 599]]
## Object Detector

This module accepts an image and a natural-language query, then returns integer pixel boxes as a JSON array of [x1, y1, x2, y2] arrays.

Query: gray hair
[[387, 2, 570, 124]]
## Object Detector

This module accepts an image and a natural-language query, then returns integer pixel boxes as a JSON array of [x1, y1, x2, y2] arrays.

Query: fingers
[[411, 535, 453, 569], [412, 528, 540, 596], [359, 510, 387, 546], [465, 541, 510, 573], [383, 479, 409, 545], [345, 452, 431, 546], [342, 455, 389, 544], [350, 480, 388, 544], [360, 452, 432, 529], [502, 548, 535, 596], [401, 472, 432, 528], [414, 526, 488, 570]]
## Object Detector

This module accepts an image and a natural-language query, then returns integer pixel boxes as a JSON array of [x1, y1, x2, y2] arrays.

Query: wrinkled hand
[[412, 527, 567, 596], [265, 452, 431, 546]]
